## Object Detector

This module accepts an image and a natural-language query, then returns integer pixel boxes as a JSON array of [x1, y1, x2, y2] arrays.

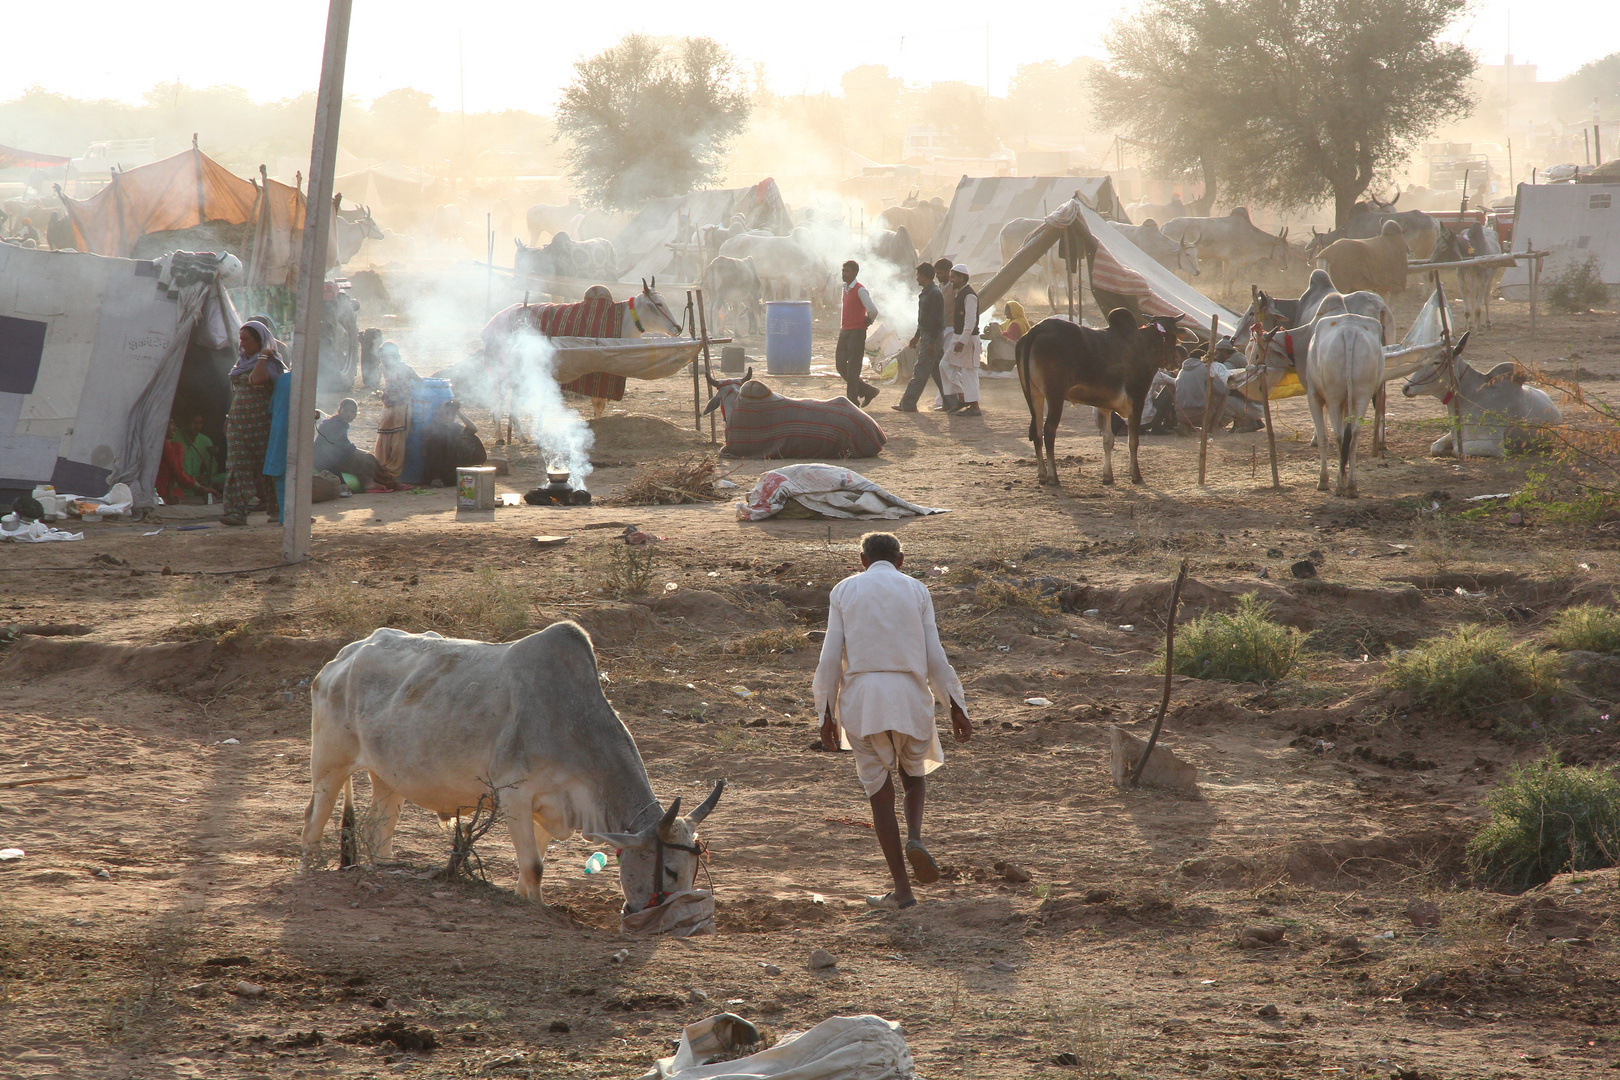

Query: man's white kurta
[[812, 559, 965, 776]]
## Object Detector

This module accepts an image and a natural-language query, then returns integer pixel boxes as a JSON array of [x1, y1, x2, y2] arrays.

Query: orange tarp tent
[[59, 143, 332, 287]]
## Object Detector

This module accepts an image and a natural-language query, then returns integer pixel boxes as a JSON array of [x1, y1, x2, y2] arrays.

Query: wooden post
[[1432, 272, 1464, 463], [687, 291, 702, 433], [1130, 560, 1189, 788], [1251, 287, 1281, 490], [1197, 314, 1218, 484], [1527, 240, 1538, 341], [283, 0, 353, 564], [695, 289, 717, 444]]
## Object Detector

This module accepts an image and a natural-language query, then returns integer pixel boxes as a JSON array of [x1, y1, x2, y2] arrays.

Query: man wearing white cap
[[939, 264, 982, 416]]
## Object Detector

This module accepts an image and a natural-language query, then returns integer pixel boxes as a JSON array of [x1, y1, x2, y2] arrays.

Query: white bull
[[1401, 338, 1561, 458], [1161, 208, 1289, 294], [1114, 219, 1200, 278], [1303, 299, 1385, 497], [717, 232, 829, 302], [301, 622, 724, 911]]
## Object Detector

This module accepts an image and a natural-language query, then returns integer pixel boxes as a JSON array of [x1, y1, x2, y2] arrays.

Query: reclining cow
[[703, 369, 887, 458], [1016, 308, 1186, 486], [1401, 337, 1562, 458], [301, 621, 724, 914]]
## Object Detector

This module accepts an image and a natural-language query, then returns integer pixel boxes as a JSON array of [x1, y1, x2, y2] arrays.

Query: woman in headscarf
[[221, 319, 286, 526], [372, 342, 418, 482], [1000, 301, 1032, 342]]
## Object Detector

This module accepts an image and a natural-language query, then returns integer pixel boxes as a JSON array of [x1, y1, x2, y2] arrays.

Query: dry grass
[[615, 456, 727, 505], [724, 627, 811, 655], [310, 569, 535, 642], [595, 545, 659, 599]]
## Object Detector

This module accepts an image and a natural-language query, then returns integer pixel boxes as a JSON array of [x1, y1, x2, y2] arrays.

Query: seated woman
[[1000, 301, 1032, 343], [419, 399, 487, 488], [157, 421, 220, 504], [315, 398, 394, 489]]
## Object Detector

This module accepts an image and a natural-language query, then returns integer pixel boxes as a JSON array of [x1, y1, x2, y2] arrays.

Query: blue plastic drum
[[400, 377, 454, 485], [764, 301, 813, 375]]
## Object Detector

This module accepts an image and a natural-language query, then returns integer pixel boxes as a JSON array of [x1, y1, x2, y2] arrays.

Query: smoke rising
[[509, 328, 594, 483]]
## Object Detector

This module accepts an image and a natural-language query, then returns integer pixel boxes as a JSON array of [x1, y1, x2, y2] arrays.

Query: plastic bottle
[[584, 851, 608, 875]]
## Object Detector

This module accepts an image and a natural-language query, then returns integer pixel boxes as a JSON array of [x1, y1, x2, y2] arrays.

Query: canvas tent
[[57, 143, 329, 287], [613, 179, 793, 283], [1499, 181, 1620, 300], [921, 175, 1126, 276], [978, 197, 1240, 339], [0, 245, 240, 509], [1, 145, 70, 171]]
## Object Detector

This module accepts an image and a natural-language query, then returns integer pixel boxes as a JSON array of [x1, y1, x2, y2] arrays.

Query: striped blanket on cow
[[720, 381, 887, 459], [481, 298, 629, 401]]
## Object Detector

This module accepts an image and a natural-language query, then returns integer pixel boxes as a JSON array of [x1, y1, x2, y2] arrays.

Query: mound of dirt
[[649, 590, 774, 631], [1178, 829, 1464, 889], [588, 413, 707, 454], [1061, 575, 1422, 632], [0, 634, 342, 692], [557, 603, 658, 647]]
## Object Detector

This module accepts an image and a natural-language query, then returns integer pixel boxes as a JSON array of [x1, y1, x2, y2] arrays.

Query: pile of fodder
[[615, 456, 726, 505]]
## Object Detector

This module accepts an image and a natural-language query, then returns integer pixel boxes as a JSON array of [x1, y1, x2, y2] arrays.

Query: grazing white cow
[[301, 622, 725, 911], [1115, 219, 1200, 278], [1160, 208, 1289, 295], [1430, 222, 1504, 331], [1302, 297, 1385, 497], [1401, 338, 1562, 458]]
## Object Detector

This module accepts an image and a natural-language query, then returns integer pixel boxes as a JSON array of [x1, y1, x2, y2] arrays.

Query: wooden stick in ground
[[686, 291, 702, 433], [1432, 272, 1464, 463], [1130, 559, 1189, 788], [695, 288, 717, 444], [1249, 288, 1281, 490], [0, 774, 89, 790], [1197, 313, 1218, 484]]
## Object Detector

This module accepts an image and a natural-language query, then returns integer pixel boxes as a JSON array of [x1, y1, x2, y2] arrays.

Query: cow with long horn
[[302, 621, 725, 917]]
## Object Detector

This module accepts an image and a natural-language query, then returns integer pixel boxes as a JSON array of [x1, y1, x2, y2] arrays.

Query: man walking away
[[836, 260, 880, 407], [814, 532, 972, 909], [939, 264, 982, 416], [893, 263, 946, 412]]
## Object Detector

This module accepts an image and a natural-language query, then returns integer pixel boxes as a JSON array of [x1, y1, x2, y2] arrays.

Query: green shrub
[[1172, 593, 1304, 684], [1548, 603, 1620, 654], [1467, 755, 1620, 891], [1545, 254, 1610, 314], [1383, 626, 1560, 722]]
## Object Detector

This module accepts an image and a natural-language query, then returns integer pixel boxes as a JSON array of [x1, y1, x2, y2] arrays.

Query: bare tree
[[1093, 0, 1476, 227], [556, 34, 751, 211]]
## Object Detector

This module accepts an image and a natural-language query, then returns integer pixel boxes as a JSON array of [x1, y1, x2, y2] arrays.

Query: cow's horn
[[705, 370, 720, 388], [654, 797, 682, 841], [742, 365, 754, 382], [687, 780, 725, 825]]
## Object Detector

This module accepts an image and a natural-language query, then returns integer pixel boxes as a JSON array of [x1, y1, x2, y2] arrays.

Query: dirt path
[[1, 296, 1618, 1079]]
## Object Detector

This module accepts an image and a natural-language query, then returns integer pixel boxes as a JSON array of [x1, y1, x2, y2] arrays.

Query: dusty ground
[[3, 283, 1620, 1080]]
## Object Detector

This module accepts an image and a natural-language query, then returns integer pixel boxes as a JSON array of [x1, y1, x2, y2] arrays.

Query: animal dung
[[1237, 924, 1286, 949], [1108, 726, 1198, 791]]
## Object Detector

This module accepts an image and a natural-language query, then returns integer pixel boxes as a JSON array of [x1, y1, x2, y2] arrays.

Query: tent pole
[[1253, 288, 1280, 491], [283, 0, 353, 564], [1432, 271, 1464, 464], [1527, 241, 1538, 342]]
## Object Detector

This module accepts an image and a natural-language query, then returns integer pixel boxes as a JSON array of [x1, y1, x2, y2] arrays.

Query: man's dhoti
[[939, 331, 981, 403]]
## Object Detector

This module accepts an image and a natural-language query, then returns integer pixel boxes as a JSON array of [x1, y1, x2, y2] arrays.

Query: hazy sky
[[4, 0, 1613, 113]]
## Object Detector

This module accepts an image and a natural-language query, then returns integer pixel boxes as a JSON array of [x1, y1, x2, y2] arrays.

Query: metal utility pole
[[283, 0, 354, 563]]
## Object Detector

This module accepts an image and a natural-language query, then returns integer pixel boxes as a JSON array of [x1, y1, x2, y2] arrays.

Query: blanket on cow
[[738, 463, 947, 521], [721, 383, 888, 459], [483, 298, 629, 401]]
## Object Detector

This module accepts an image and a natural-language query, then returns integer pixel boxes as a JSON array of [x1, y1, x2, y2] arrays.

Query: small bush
[[1545, 254, 1610, 314], [974, 578, 1059, 616], [725, 628, 811, 655], [1172, 593, 1304, 684], [1467, 755, 1620, 891], [1547, 603, 1620, 654], [598, 545, 658, 598], [1383, 626, 1560, 722]]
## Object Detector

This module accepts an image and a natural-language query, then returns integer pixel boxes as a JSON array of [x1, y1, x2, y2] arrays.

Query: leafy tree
[[1093, 0, 1476, 227], [1004, 59, 1104, 143], [555, 34, 750, 211]]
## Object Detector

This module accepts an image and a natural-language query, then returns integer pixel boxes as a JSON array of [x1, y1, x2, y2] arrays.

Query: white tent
[[1499, 181, 1620, 300], [921, 175, 1126, 276], [0, 245, 239, 508]]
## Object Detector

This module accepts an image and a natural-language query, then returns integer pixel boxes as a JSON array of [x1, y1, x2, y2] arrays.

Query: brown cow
[[1314, 220, 1408, 295], [1016, 309, 1186, 487]]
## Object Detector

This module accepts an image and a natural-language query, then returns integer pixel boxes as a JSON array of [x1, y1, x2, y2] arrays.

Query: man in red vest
[[837, 260, 880, 407]]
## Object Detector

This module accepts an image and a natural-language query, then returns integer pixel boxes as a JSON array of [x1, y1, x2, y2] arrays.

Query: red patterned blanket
[[482, 299, 629, 400]]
